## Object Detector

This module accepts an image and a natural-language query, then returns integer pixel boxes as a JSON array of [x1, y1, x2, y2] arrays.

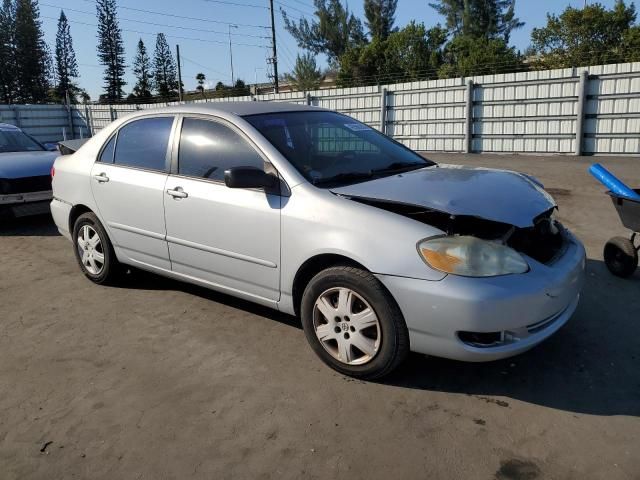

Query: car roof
[[132, 101, 325, 118], [0, 122, 21, 131]]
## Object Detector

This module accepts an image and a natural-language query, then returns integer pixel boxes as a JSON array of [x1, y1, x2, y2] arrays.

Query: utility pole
[[176, 44, 183, 102], [269, 0, 279, 93], [228, 24, 238, 86]]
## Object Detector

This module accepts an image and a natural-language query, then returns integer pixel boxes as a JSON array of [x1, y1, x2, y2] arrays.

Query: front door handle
[[166, 187, 188, 199], [93, 172, 109, 183]]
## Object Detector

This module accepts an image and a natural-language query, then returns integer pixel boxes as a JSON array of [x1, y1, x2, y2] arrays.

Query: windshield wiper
[[313, 171, 374, 186], [372, 162, 429, 175]]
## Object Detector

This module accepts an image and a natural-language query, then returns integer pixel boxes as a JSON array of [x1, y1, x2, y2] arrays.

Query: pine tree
[[286, 53, 322, 92], [282, 0, 366, 67], [0, 0, 17, 103], [96, 0, 126, 101], [364, 0, 398, 40], [153, 33, 177, 98], [55, 10, 78, 102], [14, 0, 49, 103], [132, 39, 153, 99], [429, 0, 523, 42]]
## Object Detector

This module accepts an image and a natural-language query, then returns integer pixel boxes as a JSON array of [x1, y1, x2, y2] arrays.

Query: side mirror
[[224, 166, 277, 190]]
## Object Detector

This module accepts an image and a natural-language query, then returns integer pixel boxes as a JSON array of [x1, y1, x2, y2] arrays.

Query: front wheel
[[72, 212, 120, 284], [300, 266, 409, 379]]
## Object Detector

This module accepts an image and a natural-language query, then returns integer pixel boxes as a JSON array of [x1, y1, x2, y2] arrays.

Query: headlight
[[418, 236, 529, 277]]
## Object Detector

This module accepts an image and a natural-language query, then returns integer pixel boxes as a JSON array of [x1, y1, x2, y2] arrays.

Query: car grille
[[0, 176, 51, 195]]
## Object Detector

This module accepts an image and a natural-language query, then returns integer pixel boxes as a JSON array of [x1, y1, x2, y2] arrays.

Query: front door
[[163, 116, 281, 302], [90, 116, 175, 270]]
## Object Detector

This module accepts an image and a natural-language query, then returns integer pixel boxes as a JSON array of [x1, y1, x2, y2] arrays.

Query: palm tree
[[196, 72, 206, 98]]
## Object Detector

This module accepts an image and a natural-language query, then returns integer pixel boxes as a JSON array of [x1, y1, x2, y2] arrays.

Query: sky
[[39, 0, 623, 100]]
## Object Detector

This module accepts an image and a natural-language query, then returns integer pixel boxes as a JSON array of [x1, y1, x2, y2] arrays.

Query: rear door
[[90, 115, 176, 270], [163, 116, 281, 302]]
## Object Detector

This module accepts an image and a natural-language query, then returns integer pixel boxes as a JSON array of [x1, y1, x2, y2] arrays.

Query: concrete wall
[[3, 61, 640, 155]]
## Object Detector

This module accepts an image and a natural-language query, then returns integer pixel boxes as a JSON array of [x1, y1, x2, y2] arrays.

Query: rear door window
[[178, 117, 265, 181], [113, 117, 174, 171]]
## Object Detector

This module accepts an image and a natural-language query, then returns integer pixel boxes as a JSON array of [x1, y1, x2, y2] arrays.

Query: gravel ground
[[0, 154, 638, 479]]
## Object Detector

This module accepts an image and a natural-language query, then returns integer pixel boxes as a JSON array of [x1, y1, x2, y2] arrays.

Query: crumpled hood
[[331, 164, 556, 228], [0, 151, 58, 179]]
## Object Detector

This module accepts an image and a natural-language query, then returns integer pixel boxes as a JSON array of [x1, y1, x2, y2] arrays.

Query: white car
[[51, 103, 585, 379]]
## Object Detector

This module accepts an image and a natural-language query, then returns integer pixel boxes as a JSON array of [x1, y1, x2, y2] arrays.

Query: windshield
[[0, 128, 45, 153], [244, 111, 435, 187]]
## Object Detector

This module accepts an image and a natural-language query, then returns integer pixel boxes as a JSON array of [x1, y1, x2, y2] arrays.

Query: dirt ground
[[0, 153, 638, 480]]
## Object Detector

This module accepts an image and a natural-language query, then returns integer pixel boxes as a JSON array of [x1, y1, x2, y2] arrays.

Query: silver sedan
[[50, 102, 585, 379]]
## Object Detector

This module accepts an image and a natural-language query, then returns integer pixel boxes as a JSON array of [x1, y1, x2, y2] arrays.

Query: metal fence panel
[[2, 61, 640, 155]]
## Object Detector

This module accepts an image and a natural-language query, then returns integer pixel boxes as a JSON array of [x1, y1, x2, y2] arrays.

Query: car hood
[[0, 151, 58, 179], [330, 164, 556, 228]]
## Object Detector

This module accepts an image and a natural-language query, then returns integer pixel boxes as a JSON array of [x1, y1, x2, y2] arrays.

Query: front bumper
[[0, 190, 53, 217], [377, 230, 586, 362]]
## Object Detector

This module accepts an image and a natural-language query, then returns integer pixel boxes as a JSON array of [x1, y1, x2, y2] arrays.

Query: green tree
[[438, 34, 522, 78], [132, 39, 153, 99], [286, 52, 322, 92], [0, 0, 17, 103], [96, 0, 126, 101], [196, 72, 206, 98], [55, 10, 79, 102], [14, 0, 49, 103], [364, 0, 398, 40], [338, 22, 447, 86], [529, 1, 639, 69], [282, 0, 366, 67], [153, 33, 177, 98], [429, 0, 523, 42]]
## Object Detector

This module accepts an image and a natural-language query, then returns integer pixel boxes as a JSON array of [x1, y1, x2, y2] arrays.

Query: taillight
[[51, 165, 55, 178]]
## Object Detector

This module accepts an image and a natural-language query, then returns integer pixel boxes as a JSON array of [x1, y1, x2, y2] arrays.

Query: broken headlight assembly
[[418, 236, 529, 277]]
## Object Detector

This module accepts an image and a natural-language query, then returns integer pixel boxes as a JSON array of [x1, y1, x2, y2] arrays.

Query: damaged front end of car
[[349, 197, 566, 267]]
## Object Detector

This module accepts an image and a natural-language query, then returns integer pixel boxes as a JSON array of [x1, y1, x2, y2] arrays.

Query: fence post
[[380, 87, 388, 134], [12, 106, 22, 129], [85, 104, 93, 137], [464, 79, 474, 154], [575, 70, 588, 156]]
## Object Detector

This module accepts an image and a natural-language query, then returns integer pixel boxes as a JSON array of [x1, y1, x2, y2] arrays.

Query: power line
[[285, 0, 315, 9], [42, 3, 270, 39], [41, 15, 267, 47], [72, 0, 269, 29], [200, 0, 268, 9], [274, 0, 314, 16], [181, 55, 232, 80]]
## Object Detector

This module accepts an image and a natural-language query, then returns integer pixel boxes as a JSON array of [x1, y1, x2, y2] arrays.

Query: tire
[[604, 236, 638, 278], [300, 266, 409, 379], [72, 212, 120, 285]]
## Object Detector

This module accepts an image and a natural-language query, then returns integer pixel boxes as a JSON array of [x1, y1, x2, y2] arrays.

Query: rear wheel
[[300, 266, 409, 379], [72, 212, 120, 284], [604, 236, 638, 278]]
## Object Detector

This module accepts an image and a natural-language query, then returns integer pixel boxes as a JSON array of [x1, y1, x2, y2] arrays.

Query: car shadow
[[123, 257, 640, 417], [380, 258, 640, 417], [116, 267, 303, 331], [10, 215, 640, 416], [0, 213, 61, 236]]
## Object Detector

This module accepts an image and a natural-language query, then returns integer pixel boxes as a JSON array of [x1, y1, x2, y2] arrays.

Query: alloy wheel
[[76, 225, 105, 275], [312, 287, 381, 365]]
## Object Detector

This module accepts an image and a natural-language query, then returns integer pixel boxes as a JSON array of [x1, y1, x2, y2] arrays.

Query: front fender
[[278, 185, 446, 314]]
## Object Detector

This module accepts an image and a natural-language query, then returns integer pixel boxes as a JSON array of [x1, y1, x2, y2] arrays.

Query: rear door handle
[[167, 187, 188, 199], [93, 173, 109, 183]]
